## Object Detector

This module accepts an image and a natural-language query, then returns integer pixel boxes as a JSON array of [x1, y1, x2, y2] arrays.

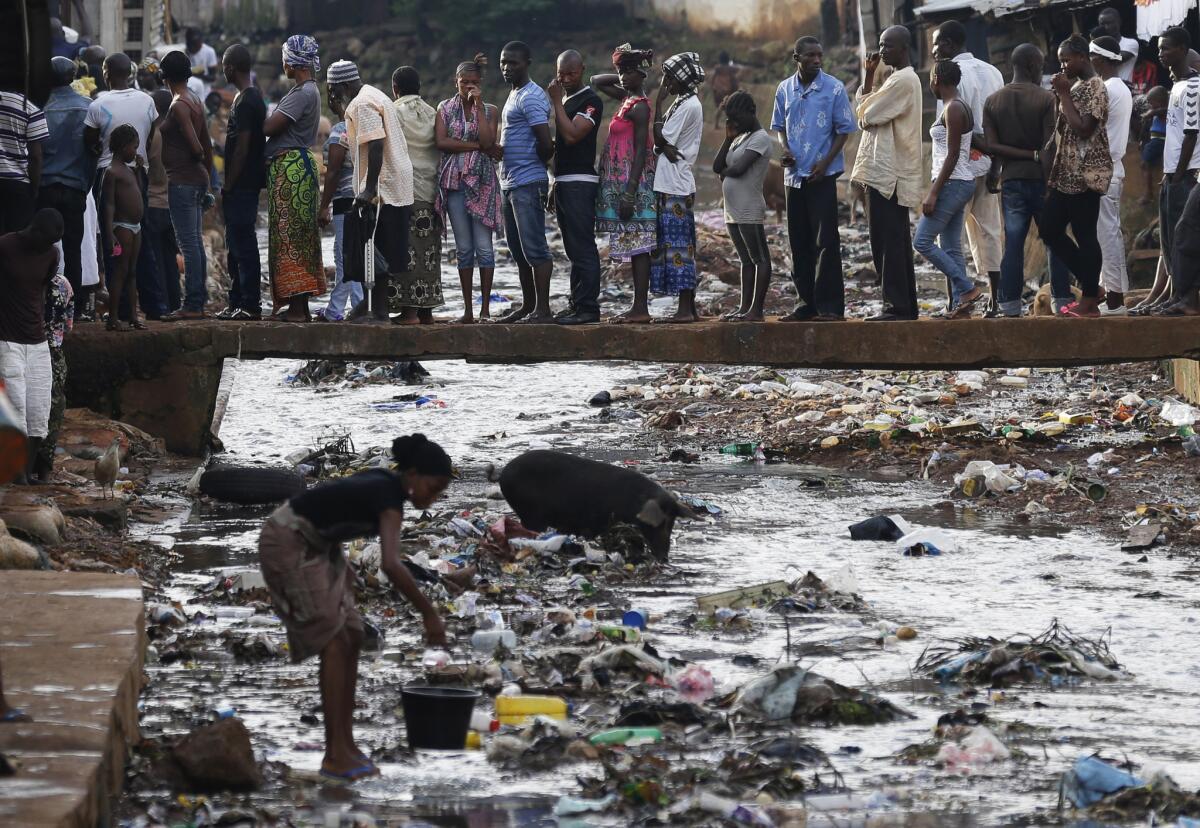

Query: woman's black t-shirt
[[289, 468, 406, 541]]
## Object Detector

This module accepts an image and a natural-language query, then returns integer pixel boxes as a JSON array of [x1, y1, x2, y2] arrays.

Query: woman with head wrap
[[652, 52, 705, 322], [262, 35, 326, 322], [592, 44, 658, 322]]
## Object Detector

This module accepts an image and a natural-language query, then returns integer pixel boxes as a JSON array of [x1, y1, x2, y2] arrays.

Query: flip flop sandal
[[1, 708, 30, 723], [1058, 301, 1083, 318], [318, 761, 379, 785]]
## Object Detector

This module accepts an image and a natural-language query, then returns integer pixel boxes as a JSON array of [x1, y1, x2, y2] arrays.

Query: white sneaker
[[1099, 304, 1129, 316]]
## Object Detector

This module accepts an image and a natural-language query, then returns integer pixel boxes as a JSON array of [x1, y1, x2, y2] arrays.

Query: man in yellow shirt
[[851, 25, 924, 321], [328, 60, 415, 324]]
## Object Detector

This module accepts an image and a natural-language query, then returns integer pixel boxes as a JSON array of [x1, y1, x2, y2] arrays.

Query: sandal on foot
[[319, 762, 379, 785]]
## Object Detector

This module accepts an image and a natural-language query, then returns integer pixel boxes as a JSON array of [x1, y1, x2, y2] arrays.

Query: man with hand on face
[[496, 41, 556, 324], [772, 36, 856, 322], [850, 25, 924, 321], [547, 50, 603, 325]]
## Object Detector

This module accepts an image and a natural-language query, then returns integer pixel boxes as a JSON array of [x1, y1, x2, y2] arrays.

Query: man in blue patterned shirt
[[771, 37, 856, 321]]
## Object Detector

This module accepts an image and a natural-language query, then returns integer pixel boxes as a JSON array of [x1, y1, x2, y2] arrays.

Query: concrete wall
[[642, 0, 821, 40]]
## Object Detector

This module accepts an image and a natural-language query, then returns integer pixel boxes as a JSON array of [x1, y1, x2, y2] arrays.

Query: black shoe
[[557, 312, 600, 325], [779, 306, 817, 322]]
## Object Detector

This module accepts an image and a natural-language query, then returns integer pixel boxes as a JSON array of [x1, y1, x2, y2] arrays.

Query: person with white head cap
[[326, 59, 416, 324], [1089, 35, 1133, 315], [262, 34, 325, 322]]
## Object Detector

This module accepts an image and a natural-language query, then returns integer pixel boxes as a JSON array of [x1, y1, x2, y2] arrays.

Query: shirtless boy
[[102, 125, 145, 331]]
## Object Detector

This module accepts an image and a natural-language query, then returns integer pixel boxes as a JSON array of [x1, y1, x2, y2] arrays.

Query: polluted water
[[116, 261, 1200, 828]]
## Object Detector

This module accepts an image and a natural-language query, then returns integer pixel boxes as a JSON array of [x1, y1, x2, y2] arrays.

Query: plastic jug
[[495, 694, 568, 725]]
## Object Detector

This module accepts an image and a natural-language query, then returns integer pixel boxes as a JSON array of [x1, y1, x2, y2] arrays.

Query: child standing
[[713, 91, 774, 321], [102, 125, 146, 331]]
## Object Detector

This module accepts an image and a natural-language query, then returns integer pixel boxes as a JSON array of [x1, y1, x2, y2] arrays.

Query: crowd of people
[[2, 13, 1200, 480]]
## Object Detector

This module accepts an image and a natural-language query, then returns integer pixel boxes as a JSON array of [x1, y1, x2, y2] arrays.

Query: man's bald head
[[1010, 43, 1044, 80], [557, 50, 583, 71], [555, 49, 586, 94], [879, 25, 913, 68]]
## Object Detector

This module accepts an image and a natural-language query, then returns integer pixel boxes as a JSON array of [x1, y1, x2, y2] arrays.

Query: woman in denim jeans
[[435, 59, 502, 324], [158, 50, 213, 320], [915, 60, 983, 318]]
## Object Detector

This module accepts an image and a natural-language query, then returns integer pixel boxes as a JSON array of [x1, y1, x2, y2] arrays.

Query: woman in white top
[[914, 60, 984, 317]]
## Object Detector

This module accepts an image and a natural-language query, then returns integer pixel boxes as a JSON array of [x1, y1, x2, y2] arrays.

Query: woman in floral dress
[[593, 44, 657, 323]]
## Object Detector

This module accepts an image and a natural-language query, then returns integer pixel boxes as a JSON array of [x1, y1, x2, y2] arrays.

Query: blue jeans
[[445, 189, 495, 269], [501, 181, 552, 268], [168, 183, 208, 312], [914, 178, 975, 305], [223, 188, 262, 314], [554, 180, 601, 315], [999, 179, 1070, 316], [324, 209, 363, 319]]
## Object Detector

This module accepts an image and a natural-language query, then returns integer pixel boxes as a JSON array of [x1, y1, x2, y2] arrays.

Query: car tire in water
[[198, 466, 307, 505]]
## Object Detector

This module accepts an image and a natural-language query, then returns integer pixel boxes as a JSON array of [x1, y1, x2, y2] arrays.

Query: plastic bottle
[[597, 624, 641, 643], [495, 695, 568, 724], [622, 609, 649, 630], [420, 648, 451, 670], [720, 442, 760, 457], [470, 711, 499, 732], [696, 792, 775, 826], [471, 629, 517, 653], [588, 727, 663, 746]]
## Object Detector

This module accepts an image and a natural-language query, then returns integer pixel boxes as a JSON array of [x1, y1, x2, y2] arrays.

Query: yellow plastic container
[[495, 695, 568, 725]]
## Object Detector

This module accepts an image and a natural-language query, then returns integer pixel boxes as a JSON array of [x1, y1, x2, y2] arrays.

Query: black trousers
[[866, 186, 916, 317], [1172, 181, 1200, 300], [1039, 188, 1102, 299], [36, 184, 87, 294], [786, 176, 844, 316], [0, 179, 35, 235]]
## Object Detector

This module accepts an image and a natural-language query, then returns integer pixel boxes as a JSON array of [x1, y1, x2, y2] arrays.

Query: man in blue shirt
[[771, 37, 856, 321], [37, 57, 95, 313], [497, 41, 555, 323]]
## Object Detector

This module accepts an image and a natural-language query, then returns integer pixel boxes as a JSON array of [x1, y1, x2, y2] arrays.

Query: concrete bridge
[[63, 318, 1200, 455]]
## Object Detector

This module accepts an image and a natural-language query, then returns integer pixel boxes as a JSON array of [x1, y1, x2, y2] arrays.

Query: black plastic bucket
[[401, 685, 480, 749]]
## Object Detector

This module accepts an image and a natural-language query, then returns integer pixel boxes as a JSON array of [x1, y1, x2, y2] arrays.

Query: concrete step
[[0, 572, 145, 828]]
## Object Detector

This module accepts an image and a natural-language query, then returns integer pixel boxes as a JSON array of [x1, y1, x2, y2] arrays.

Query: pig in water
[[494, 450, 697, 560]]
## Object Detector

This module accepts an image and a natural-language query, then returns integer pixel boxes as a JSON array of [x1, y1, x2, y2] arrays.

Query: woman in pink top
[[593, 44, 657, 323]]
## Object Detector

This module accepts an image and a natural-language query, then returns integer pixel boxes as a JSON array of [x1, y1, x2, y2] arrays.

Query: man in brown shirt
[[0, 209, 64, 482], [983, 43, 1070, 317]]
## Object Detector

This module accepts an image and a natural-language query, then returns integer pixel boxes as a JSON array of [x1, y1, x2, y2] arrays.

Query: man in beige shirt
[[328, 60, 415, 324], [390, 66, 444, 323], [851, 25, 924, 321]]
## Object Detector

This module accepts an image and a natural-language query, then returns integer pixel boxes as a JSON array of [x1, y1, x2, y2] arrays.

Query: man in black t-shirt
[[219, 44, 268, 320], [548, 50, 603, 324]]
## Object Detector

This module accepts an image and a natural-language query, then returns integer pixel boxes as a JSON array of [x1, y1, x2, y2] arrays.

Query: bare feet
[[456, 314, 475, 324], [498, 305, 531, 324], [721, 308, 749, 320], [514, 312, 555, 324], [741, 311, 765, 322], [611, 309, 652, 324]]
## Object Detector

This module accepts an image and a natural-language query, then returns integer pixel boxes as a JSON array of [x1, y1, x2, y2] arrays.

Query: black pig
[[494, 450, 696, 560]]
